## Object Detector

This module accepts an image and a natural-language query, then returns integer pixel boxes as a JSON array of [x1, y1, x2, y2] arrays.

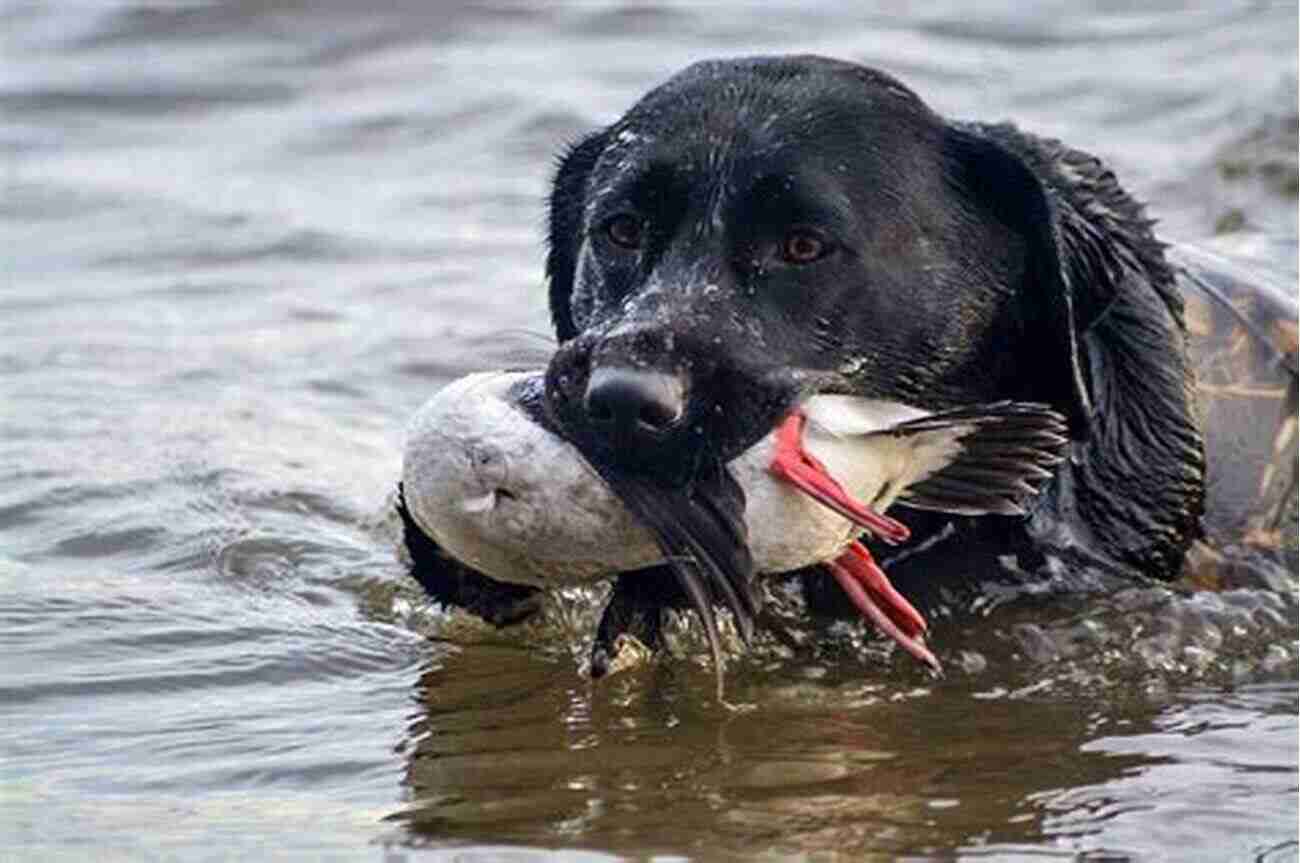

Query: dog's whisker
[[469, 328, 560, 366], [487, 328, 558, 346]]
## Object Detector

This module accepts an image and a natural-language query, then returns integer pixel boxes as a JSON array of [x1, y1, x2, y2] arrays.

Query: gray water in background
[[2, 2, 1297, 860]]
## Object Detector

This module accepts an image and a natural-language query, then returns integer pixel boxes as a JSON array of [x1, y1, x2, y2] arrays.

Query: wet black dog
[[403, 55, 1205, 664], [541, 55, 1205, 643]]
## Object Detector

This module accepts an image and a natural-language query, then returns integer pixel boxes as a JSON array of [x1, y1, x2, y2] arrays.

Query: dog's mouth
[[517, 357, 764, 700], [540, 331, 853, 701], [543, 330, 832, 485]]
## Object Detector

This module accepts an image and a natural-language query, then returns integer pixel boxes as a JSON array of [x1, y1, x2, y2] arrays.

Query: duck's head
[[400, 371, 662, 586]]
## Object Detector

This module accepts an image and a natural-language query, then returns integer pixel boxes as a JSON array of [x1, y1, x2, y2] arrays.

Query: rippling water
[[3, 2, 1297, 860]]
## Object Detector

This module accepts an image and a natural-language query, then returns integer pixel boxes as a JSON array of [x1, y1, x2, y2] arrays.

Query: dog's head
[[544, 56, 1102, 482]]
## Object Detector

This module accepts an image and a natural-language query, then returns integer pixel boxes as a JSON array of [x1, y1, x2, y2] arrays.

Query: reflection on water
[[2, 0, 1296, 859], [392, 637, 1297, 859]]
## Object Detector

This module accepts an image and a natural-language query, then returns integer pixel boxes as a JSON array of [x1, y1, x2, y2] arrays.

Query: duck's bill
[[768, 413, 911, 544]]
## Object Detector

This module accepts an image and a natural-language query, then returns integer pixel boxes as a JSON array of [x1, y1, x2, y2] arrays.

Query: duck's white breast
[[730, 434, 863, 572]]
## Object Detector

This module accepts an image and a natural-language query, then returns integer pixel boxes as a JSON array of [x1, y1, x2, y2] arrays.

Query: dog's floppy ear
[[944, 123, 1117, 438], [546, 130, 609, 342]]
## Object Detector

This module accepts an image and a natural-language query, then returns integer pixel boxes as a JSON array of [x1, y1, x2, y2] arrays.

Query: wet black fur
[[541, 56, 1205, 636]]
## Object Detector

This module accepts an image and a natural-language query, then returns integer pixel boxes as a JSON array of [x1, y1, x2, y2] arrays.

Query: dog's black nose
[[584, 367, 684, 442]]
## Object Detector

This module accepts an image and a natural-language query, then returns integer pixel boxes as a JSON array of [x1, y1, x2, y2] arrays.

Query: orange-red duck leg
[[769, 412, 941, 672]]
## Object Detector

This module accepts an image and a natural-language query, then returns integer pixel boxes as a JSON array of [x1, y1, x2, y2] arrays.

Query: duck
[[401, 369, 1068, 679]]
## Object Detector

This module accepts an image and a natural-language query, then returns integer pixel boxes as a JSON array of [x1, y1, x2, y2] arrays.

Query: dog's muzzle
[[544, 329, 705, 476], [584, 366, 685, 443], [545, 324, 813, 481]]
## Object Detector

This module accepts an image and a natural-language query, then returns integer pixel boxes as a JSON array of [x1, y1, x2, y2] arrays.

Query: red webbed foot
[[827, 541, 940, 672]]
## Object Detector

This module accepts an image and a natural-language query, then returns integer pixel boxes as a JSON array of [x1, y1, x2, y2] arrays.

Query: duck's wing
[[800, 397, 1069, 517], [801, 396, 928, 435], [887, 402, 1070, 516], [589, 463, 757, 702]]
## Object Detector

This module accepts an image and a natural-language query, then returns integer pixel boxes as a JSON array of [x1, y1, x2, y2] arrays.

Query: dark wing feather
[[894, 401, 1070, 516], [592, 464, 757, 701], [596, 465, 757, 635]]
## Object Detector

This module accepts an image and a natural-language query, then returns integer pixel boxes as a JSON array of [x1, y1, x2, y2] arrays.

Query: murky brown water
[[3, 2, 1297, 860]]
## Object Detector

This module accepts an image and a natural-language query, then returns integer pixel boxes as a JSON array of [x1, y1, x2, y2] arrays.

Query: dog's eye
[[604, 214, 644, 250], [781, 229, 831, 264]]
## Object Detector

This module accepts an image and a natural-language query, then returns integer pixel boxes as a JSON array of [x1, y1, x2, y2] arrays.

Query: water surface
[[2, 2, 1297, 860]]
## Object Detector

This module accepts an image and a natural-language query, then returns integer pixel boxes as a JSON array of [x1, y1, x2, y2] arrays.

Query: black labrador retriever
[[402, 55, 1205, 666]]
